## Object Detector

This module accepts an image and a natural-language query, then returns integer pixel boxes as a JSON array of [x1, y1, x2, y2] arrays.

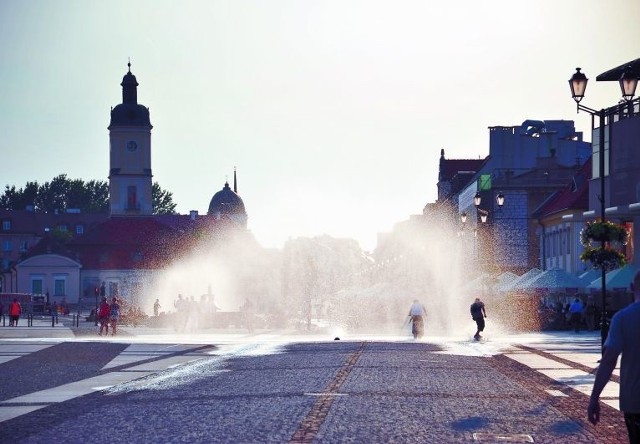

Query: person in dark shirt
[[470, 298, 487, 340]]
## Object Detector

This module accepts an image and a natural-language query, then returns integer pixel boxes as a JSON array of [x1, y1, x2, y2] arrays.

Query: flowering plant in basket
[[580, 247, 627, 271], [579, 221, 629, 247]]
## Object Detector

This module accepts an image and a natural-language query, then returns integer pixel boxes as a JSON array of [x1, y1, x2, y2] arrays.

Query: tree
[[1, 175, 176, 215], [152, 182, 177, 215], [0, 182, 39, 211]]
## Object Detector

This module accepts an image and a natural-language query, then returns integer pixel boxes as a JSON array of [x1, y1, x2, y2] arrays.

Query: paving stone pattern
[[0, 340, 628, 443]]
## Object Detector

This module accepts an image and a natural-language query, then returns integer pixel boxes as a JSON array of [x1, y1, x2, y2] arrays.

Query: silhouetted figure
[[109, 297, 120, 336], [588, 270, 640, 443], [470, 298, 487, 340], [568, 298, 583, 333]]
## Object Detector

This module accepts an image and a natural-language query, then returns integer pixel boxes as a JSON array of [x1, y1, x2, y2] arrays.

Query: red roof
[[67, 215, 237, 270], [535, 157, 591, 219], [68, 217, 177, 270]]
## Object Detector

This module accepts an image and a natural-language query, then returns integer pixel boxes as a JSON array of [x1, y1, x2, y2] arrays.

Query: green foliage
[[580, 247, 627, 271], [580, 221, 629, 247], [152, 182, 177, 215], [51, 227, 73, 244], [1, 175, 176, 215]]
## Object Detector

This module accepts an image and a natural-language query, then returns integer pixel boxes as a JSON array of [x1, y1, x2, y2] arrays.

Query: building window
[[57, 224, 68, 232], [20, 241, 28, 252], [75, 224, 84, 235], [2, 240, 11, 252], [31, 278, 44, 295], [545, 235, 550, 258], [2, 220, 10, 231], [54, 278, 66, 297], [127, 186, 137, 210]]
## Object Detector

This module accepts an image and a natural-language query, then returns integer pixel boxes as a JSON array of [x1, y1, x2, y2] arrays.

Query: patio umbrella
[[517, 268, 584, 292], [459, 273, 491, 293], [578, 269, 600, 286], [506, 268, 542, 292], [494, 271, 520, 291], [587, 264, 638, 291]]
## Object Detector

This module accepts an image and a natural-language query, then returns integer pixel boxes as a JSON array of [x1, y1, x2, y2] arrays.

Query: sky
[[0, 1, 638, 251]]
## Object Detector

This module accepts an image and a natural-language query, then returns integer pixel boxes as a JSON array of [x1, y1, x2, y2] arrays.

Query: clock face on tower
[[126, 140, 138, 152]]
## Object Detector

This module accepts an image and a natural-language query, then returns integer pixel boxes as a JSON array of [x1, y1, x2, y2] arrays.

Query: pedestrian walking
[[470, 297, 487, 340], [109, 297, 121, 336], [408, 299, 426, 339], [98, 297, 110, 336], [588, 269, 640, 443], [8, 298, 22, 327]]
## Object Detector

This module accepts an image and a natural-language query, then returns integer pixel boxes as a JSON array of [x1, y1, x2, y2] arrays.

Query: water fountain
[[140, 210, 512, 341]]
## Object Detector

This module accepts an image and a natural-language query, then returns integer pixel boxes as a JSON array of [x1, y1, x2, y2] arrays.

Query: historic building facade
[[2, 64, 249, 309]]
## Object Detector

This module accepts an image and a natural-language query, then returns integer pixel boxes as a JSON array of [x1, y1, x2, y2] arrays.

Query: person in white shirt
[[408, 299, 426, 339]]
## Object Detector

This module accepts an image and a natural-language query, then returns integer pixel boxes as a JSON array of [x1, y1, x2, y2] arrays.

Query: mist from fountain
[[139, 213, 511, 340]]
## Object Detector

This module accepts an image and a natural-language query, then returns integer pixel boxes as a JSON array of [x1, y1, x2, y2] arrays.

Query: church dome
[[109, 103, 151, 128], [208, 182, 247, 227]]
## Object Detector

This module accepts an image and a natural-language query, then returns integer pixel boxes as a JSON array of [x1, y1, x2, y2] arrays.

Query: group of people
[[97, 296, 120, 336], [406, 297, 487, 341]]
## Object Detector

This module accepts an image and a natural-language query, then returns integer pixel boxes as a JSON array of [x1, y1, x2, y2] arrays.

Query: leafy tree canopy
[[1, 174, 177, 215]]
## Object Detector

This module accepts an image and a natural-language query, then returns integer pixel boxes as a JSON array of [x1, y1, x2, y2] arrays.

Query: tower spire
[[121, 60, 138, 104], [233, 166, 238, 193]]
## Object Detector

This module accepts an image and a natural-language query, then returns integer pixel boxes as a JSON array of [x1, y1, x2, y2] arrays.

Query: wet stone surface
[[0, 339, 629, 443]]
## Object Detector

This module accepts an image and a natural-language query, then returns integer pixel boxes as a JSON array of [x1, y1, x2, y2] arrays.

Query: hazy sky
[[0, 1, 638, 251]]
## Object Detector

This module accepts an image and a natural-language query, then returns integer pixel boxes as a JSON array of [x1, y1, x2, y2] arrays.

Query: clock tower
[[108, 63, 153, 216]]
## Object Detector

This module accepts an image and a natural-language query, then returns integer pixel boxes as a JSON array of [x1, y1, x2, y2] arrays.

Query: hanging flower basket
[[579, 221, 629, 247], [580, 247, 627, 271]]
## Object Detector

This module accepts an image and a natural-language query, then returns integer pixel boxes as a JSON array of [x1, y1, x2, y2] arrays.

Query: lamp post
[[472, 191, 506, 266], [568, 66, 638, 351]]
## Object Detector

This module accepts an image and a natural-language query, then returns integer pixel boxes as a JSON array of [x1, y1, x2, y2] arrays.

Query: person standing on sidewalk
[[568, 297, 584, 332], [588, 270, 640, 443], [8, 298, 22, 327], [470, 297, 487, 340], [98, 297, 110, 336], [9, 298, 22, 327], [153, 299, 161, 316], [109, 297, 121, 336]]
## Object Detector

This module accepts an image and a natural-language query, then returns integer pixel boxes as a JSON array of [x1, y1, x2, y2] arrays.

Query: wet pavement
[[0, 317, 629, 443]]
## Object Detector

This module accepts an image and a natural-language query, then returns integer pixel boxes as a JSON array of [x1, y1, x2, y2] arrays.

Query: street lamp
[[474, 191, 506, 209], [568, 66, 639, 351], [473, 191, 505, 223]]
